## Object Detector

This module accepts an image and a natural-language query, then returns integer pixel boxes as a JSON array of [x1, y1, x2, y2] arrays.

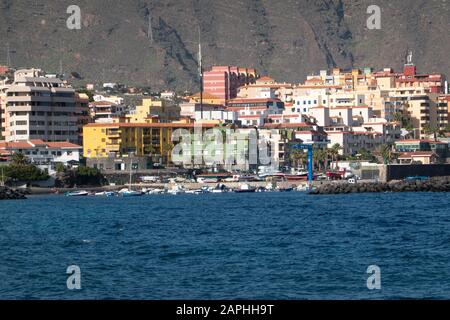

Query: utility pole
[[198, 26, 203, 120], [6, 42, 11, 67], [59, 59, 63, 77]]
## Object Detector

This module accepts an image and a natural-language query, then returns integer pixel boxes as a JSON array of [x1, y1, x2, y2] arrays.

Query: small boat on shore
[[65, 190, 89, 197]]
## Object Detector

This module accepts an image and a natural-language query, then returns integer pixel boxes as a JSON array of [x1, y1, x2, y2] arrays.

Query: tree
[[374, 144, 392, 164], [162, 142, 174, 166], [356, 148, 375, 162], [422, 123, 439, 141], [289, 149, 307, 168], [11, 153, 30, 166], [327, 143, 342, 169], [444, 123, 450, 133], [145, 145, 158, 165], [55, 163, 66, 173], [313, 147, 327, 172], [393, 112, 403, 123]]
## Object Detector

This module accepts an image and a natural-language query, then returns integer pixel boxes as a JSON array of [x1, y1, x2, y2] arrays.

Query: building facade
[[4, 69, 78, 143]]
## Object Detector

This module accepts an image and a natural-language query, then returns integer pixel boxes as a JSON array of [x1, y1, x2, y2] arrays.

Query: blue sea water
[[0, 192, 449, 300]]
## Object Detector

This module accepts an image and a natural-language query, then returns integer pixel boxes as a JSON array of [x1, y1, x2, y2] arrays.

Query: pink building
[[203, 66, 258, 103]]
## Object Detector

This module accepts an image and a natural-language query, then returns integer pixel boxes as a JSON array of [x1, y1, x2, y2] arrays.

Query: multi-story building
[[75, 92, 90, 145], [226, 98, 284, 127], [127, 98, 180, 123], [203, 66, 258, 103], [83, 122, 218, 170], [0, 84, 8, 139], [89, 100, 126, 123], [4, 69, 78, 143]]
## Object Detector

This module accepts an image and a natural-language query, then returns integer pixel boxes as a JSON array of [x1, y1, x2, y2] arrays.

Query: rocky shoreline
[[310, 176, 450, 195], [0, 186, 27, 200]]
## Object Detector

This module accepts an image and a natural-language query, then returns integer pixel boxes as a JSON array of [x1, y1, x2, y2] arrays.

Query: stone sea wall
[[311, 176, 450, 195], [0, 186, 27, 200]]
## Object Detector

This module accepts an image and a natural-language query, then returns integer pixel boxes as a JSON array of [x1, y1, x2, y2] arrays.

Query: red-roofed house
[[0, 140, 82, 173], [398, 152, 438, 164]]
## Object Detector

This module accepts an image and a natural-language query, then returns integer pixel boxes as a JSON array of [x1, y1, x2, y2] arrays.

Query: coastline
[[311, 176, 450, 195], [20, 176, 450, 196]]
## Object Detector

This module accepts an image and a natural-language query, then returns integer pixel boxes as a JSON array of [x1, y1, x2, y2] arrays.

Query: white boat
[[120, 156, 143, 197], [121, 189, 143, 197], [185, 189, 203, 195], [95, 191, 116, 197], [66, 190, 89, 197], [234, 184, 256, 193], [167, 185, 186, 195], [148, 188, 165, 194], [196, 177, 218, 183]]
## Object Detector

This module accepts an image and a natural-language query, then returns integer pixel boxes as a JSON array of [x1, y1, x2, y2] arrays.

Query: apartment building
[[203, 66, 258, 103], [226, 98, 284, 127], [75, 92, 90, 145], [5, 69, 78, 143]]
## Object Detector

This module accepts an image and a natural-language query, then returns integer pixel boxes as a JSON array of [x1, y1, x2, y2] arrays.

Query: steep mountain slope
[[0, 0, 449, 90]]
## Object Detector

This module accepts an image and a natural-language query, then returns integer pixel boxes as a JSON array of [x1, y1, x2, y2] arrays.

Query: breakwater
[[311, 176, 450, 195], [0, 186, 27, 200]]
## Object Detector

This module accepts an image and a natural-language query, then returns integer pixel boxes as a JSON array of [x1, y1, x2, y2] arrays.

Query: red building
[[203, 66, 258, 103], [397, 63, 445, 93], [0, 65, 9, 75]]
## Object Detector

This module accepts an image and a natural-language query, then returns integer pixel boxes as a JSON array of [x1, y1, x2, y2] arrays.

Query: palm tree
[[422, 123, 439, 141], [289, 149, 307, 168], [328, 143, 342, 169], [145, 144, 157, 162], [162, 142, 174, 166], [10, 153, 30, 166], [313, 147, 326, 172], [393, 112, 403, 123], [374, 144, 392, 164]]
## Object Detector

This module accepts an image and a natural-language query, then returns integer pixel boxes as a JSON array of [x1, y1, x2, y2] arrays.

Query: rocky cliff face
[[1, 0, 449, 90]]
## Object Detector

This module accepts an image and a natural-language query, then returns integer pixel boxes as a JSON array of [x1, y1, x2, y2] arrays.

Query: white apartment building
[[5, 69, 78, 143]]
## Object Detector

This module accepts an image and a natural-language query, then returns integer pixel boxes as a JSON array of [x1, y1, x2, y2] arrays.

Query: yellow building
[[126, 98, 180, 123], [188, 92, 223, 105], [83, 122, 218, 164]]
